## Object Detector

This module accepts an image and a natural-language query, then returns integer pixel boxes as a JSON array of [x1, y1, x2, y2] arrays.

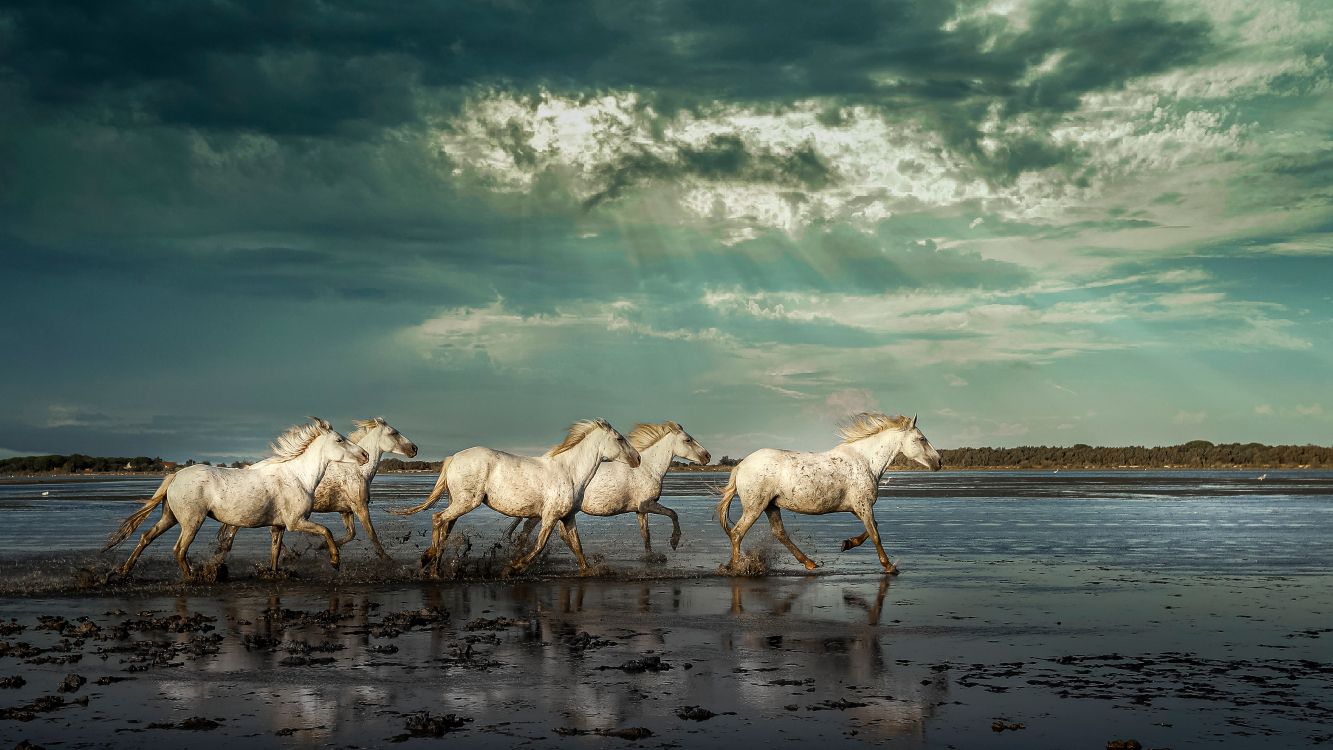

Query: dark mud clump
[[56, 673, 86, 693], [0, 694, 86, 722], [0, 619, 25, 636], [1106, 741, 1142, 750], [368, 606, 450, 638], [809, 698, 869, 711], [556, 726, 653, 740], [992, 720, 1026, 731], [0, 675, 25, 689], [13, 741, 44, 750], [400, 711, 471, 738], [599, 655, 672, 673], [147, 717, 222, 731], [675, 705, 734, 721], [565, 630, 616, 653]]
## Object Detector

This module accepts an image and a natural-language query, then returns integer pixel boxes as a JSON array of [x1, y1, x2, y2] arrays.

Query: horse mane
[[257, 419, 331, 464], [348, 416, 386, 443], [838, 412, 912, 443], [546, 418, 612, 457], [627, 421, 681, 451]]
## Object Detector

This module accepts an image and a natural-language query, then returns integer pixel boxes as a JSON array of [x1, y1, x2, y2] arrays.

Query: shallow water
[[2, 470, 1330, 579], [0, 470, 1330, 748]]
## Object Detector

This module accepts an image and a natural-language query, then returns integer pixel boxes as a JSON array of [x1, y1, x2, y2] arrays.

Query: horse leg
[[556, 514, 591, 573], [119, 506, 178, 576], [840, 531, 870, 551], [270, 527, 285, 572], [216, 524, 238, 555], [726, 502, 767, 571], [507, 519, 558, 575], [502, 516, 523, 540], [336, 512, 356, 546], [515, 518, 538, 549], [765, 506, 818, 570], [636, 513, 652, 553], [172, 517, 204, 580], [422, 496, 479, 577], [851, 506, 897, 575], [353, 504, 391, 560], [643, 500, 681, 550], [289, 518, 340, 570]]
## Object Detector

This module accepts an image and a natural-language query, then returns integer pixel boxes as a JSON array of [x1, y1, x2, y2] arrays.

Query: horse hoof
[[884, 565, 900, 576], [670, 537, 681, 551], [803, 560, 819, 571], [840, 539, 853, 552]]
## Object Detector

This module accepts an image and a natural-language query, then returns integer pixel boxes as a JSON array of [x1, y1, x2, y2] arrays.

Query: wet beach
[[1, 471, 1331, 748]]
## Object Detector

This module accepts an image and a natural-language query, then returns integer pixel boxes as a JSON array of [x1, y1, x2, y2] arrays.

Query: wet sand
[[2, 471, 1331, 747]]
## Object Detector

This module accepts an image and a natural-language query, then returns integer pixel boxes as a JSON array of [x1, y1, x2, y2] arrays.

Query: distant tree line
[[0, 454, 169, 473], [919, 441, 1333, 470], [378, 458, 443, 472]]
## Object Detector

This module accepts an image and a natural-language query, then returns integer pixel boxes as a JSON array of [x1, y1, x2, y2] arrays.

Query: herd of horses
[[104, 413, 942, 580]]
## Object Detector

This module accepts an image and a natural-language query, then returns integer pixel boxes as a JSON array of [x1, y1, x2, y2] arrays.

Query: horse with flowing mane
[[716, 413, 941, 574], [504, 420, 711, 554], [392, 418, 640, 577], [104, 417, 369, 579], [215, 416, 418, 566]]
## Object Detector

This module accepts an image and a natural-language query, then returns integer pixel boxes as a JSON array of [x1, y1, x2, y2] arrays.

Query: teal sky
[[2, 1, 1330, 462]]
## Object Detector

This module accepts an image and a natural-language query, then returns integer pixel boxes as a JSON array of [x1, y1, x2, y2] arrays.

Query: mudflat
[[1, 470, 1330, 747]]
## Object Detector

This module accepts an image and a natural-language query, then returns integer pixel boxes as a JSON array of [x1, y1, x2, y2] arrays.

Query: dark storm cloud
[[1, 0, 1213, 174], [583, 134, 833, 208]]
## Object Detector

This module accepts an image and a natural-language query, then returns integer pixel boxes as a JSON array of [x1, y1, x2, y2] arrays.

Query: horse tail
[[390, 455, 452, 516], [103, 472, 174, 551], [715, 465, 740, 535]]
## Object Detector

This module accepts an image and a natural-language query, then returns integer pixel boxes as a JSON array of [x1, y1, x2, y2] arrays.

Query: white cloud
[[1254, 403, 1275, 415], [1295, 403, 1324, 416], [1173, 410, 1209, 425]]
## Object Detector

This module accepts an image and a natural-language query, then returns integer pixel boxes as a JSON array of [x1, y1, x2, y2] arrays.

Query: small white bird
[[1257, 473, 1267, 481], [40, 491, 49, 496]]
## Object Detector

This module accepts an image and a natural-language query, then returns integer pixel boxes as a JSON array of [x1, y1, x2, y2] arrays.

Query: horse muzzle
[[404, 443, 419, 458], [625, 449, 642, 468], [699, 451, 712, 465]]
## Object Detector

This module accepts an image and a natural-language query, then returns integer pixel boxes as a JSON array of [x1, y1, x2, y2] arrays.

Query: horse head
[[669, 421, 712, 465], [899, 415, 942, 471], [309, 417, 369, 466], [597, 420, 641, 468], [356, 416, 418, 458]]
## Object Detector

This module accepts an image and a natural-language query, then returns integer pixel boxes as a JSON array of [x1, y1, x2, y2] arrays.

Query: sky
[[1, 0, 1330, 462]]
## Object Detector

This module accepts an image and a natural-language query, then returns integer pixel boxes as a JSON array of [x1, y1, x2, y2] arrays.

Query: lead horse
[[392, 418, 640, 577], [716, 413, 941, 574], [504, 420, 711, 554], [104, 418, 369, 579], [216, 416, 418, 566]]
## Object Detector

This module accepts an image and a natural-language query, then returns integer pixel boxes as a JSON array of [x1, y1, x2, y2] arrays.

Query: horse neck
[[637, 438, 675, 479], [842, 430, 905, 477], [355, 429, 386, 481], [551, 438, 607, 495], [282, 440, 337, 494]]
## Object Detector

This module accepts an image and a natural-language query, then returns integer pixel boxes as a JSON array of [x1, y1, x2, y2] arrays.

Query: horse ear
[[911, 414, 918, 428], [376, 416, 386, 425]]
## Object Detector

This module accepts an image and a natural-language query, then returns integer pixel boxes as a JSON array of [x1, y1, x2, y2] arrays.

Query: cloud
[[1295, 403, 1324, 416], [1254, 403, 1275, 415], [1173, 410, 1208, 425]]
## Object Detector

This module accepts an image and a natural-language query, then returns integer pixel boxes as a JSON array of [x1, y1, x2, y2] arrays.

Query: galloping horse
[[104, 418, 369, 579], [217, 416, 417, 565], [392, 418, 640, 576], [504, 421, 710, 554], [716, 413, 941, 574]]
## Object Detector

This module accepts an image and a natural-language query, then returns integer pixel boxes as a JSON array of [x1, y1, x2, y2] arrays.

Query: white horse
[[104, 418, 369, 579], [716, 413, 941, 574], [504, 421, 710, 553], [391, 418, 640, 577], [216, 416, 418, 565]]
